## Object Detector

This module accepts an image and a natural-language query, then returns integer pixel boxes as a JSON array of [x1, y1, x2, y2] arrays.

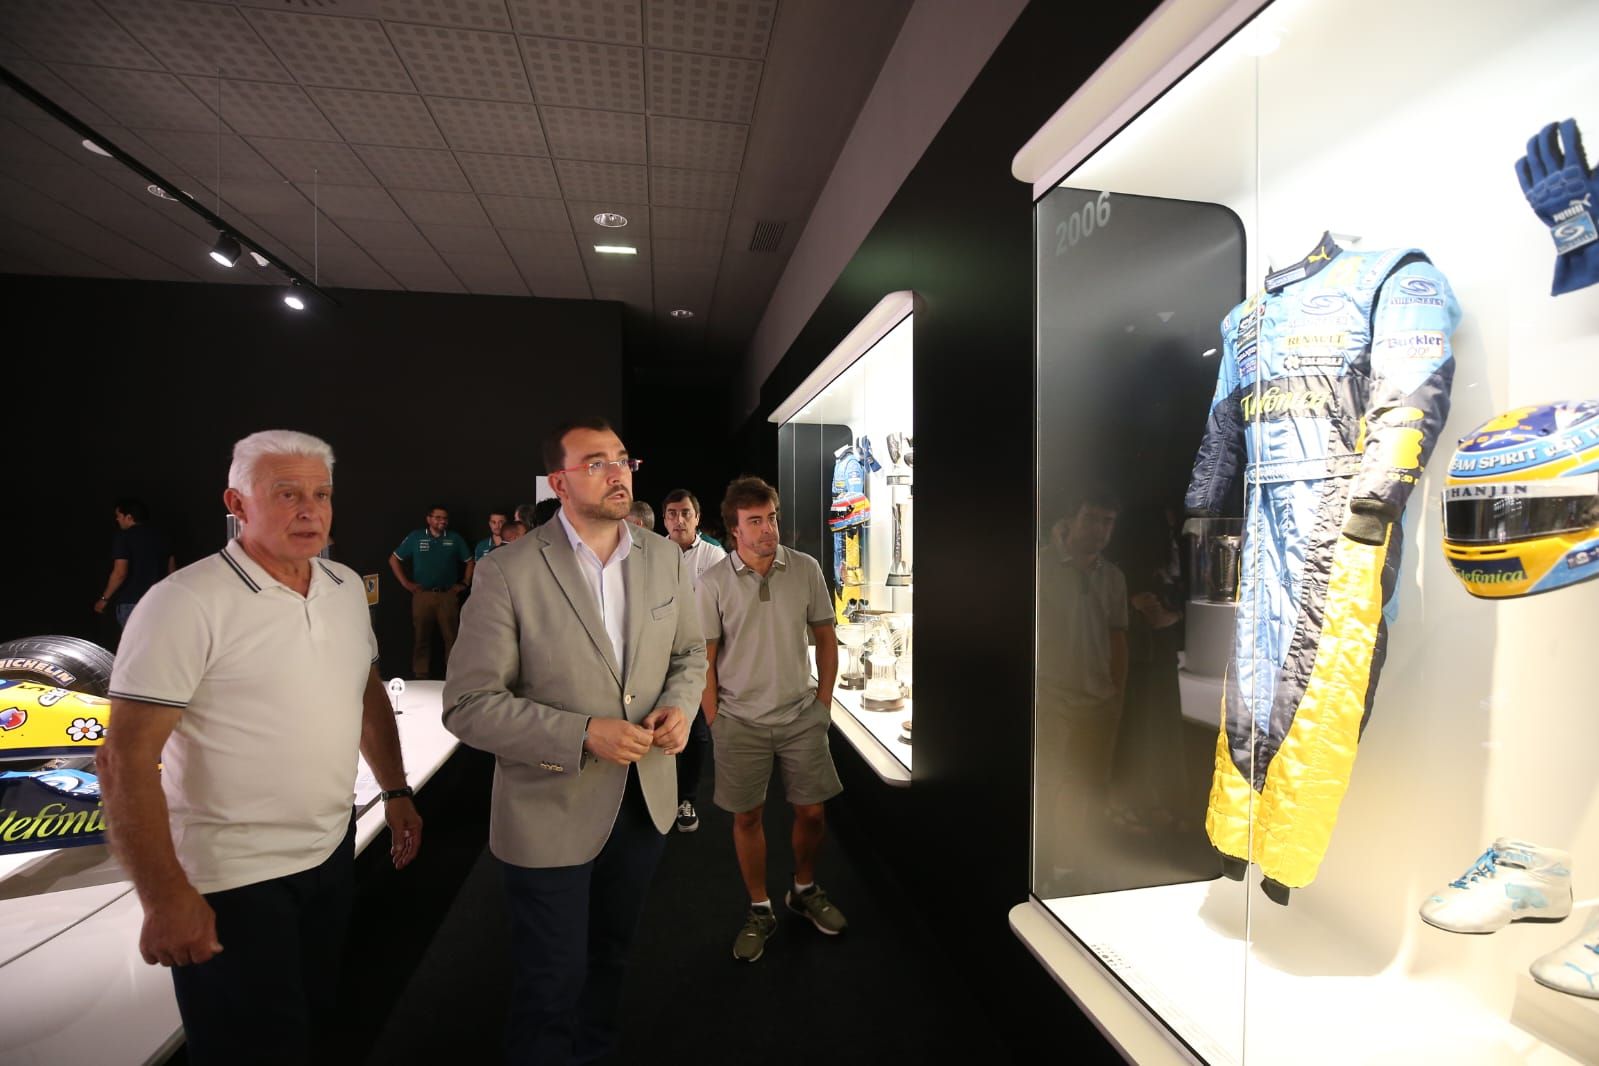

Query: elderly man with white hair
[[99, 429, 422, 1066]]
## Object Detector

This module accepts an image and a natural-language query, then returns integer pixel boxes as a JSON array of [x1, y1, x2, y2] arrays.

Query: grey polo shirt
[[697, 544, 834, 727], [1037, 546, 1128, 710]]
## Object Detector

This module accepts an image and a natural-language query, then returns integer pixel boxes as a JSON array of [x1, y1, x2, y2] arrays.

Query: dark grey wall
[[1, 275, 622, 677], [739, 1, 1162, 1059]]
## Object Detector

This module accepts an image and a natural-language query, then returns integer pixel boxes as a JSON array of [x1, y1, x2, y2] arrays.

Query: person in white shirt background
[[661, 488, 726, 834]]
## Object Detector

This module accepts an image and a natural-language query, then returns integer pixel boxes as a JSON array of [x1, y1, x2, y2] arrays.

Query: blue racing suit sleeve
[[1185, 299, 1251, 516]]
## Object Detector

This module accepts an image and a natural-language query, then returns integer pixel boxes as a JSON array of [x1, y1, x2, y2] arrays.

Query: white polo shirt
[[679, 534, 727, 590], [108, 540, 379, 894]]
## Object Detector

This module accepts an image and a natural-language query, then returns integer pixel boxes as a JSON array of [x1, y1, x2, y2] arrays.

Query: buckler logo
[[1240, 386, 1333, 420]]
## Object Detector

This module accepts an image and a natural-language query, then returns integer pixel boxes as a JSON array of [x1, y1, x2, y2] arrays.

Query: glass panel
[[1033, 29, 1258, 1052], [1240, 0, 1599, 1061], [778, 315, 914, 769]]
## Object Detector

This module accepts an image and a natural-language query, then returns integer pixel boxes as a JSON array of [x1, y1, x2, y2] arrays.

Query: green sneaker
[[785, 883, 847, 935], [733, 905, 777, 962]]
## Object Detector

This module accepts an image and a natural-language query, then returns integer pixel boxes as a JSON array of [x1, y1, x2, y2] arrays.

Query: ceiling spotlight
[[593, 244, 637, 255], [82, 138, 111, 158], [248, 251, 271, 268], [209, 232, 241, 267], [592, 212, 628, 228], [283, 284, 306, 311], [670, 308, 694, 319]]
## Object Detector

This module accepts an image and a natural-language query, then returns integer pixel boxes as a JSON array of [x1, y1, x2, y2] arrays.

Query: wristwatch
[[380, 786, 414, 802]]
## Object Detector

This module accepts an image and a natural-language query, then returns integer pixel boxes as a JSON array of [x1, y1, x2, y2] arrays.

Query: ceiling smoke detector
[[592, 212, 628, 228], [670, 309, 694, 319]]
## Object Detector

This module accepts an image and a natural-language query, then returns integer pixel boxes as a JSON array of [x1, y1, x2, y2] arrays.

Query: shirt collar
[[557, 508, 632, 567], [730, 544, 787, 574], [222, 539, 337, 597]]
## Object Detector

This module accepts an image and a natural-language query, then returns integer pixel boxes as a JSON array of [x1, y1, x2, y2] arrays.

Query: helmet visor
[[1443, 493, 1599, 545]]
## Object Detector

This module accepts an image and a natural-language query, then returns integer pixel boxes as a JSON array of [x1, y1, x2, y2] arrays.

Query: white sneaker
[[1419, 839, 1572, 934], [1530, 909, 1599, 999]]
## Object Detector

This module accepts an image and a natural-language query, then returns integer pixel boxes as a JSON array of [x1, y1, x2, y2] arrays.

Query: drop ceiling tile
[[479, 194, 571, 231], [131, 129, 283, 185], [652, 237, 721, 273], [390, 188, 489, 226], [520, 37, 644, 111], [427, 97, 547, 155], [646, 49, 760, 123], [50, 65, 218, 132], [643, 0, 776, 59], [336, 216, 430, 251], [456, 151, 559, 197], [649, 165, 735, 209], [565, 199, 648, 237], [440, 248, 528, 295], [0, 221, 120, 277], [366, 245, 465, 291], [417, 223, 504, 255], [221, 179, 313, 216], [248, 137, 379, 185], [313, 244, 399, 290], [501, 228, 590, 298], [353, 145, 470, 191], [507, 0, 642, 45], [0, 1, 162, 69], [555, 159, 646, 203], [650, 205, 726, 241], [541, 107, 645, 164], [299, 184, 406, 222], [309, 88, 446, 149], [111, 1, 293, 81], [648, 115, 746, 171], [375, 0, 514, 32], [183, 78, 340, 141], [386, 23, 532, 102], [242, 10, 416, 93]]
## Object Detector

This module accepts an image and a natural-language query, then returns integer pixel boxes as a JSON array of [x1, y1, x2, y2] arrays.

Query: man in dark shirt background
[[95, 497, 175, 627]]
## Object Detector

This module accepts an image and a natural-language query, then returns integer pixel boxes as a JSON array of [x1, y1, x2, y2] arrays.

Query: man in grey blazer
[[443, 417, 706, 1065]]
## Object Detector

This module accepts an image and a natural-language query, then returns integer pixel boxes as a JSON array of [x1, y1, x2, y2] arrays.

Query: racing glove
[[1515, 118, 1599, 296]]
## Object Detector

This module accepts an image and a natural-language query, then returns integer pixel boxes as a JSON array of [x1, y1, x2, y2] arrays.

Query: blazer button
[[624, 694, 633, 705]]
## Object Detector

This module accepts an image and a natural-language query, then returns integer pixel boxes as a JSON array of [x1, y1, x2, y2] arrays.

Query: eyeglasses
[[559, 458, 643, 477]]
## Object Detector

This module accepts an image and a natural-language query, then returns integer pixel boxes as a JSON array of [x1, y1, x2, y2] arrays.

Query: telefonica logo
[[0, 802, 107, 843], [1450, 561, 1528, 585]]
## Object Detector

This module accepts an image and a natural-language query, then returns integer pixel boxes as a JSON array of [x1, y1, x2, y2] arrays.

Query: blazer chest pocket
[[650, 599, 676, 622]]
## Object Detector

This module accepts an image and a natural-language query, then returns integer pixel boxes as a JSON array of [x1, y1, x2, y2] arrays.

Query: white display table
[[807, 648, 911, 786], [0, 682, 458, 1066]]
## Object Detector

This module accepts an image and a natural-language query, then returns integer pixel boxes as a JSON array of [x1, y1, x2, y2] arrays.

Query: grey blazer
[[442, 518, 707, 868]]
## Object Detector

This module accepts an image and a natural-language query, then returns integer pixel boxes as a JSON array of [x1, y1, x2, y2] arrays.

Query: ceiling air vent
[[749, 221, 786, 252]]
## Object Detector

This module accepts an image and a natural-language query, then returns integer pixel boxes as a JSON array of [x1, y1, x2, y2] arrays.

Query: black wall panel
[[741, 1, 1161, 1058], [0, 275, 622, 678]]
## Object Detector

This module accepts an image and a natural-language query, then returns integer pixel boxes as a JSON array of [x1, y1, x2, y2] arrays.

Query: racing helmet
[[1442, 400, 1599, 599]]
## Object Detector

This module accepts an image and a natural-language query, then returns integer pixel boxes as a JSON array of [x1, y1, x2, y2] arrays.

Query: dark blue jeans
[[500, 769, 667, 1065], [675, 711, 712, 806], [170, 816, 356, 1065]]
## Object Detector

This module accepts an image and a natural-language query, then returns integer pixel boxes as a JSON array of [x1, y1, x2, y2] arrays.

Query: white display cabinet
[[772, 292, 916, 784], [1011, 0, 1599, 1062]]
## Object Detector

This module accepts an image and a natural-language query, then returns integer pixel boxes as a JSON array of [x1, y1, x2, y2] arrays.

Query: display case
[[1011, 0, 1599, 1062], [772, 292, 915, 785]]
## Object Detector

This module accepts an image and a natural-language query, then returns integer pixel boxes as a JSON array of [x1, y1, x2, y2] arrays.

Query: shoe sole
[[786, 896, 845, 936], [676, 822, 699, 833], [1420, 911, 1570, 935]]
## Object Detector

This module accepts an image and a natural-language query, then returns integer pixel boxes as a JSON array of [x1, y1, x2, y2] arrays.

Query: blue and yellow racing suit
[[1186, 246, 1459, 889]]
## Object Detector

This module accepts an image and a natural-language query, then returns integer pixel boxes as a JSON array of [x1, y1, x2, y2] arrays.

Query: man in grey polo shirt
[[698, 476, 845, 963]]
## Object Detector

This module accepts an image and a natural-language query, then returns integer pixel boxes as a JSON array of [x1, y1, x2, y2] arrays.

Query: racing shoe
[[1529, 909, 1599, 999], [1419, 839, 1572, 934]]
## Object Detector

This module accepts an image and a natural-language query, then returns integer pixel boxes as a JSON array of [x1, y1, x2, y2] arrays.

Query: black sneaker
[[785, 883, 847, 935], [733, 905, 777, 962], [675, 800, 699, 833]]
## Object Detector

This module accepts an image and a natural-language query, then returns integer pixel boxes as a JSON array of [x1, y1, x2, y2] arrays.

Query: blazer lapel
[[539, 525, 622, 688], [622, 526, 647, 686]]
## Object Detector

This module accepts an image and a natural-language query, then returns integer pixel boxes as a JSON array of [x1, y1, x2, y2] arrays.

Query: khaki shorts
[[711, 697, 843, 814]]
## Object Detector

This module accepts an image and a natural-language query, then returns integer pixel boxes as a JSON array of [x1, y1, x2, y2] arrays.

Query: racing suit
[[830, 446, 869, 620], [1185, 246, 1459, 889]]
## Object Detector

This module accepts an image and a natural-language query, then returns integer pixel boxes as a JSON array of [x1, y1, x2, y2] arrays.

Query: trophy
[[861, 618, 906, 711], [836, 623, 868, 690], [885, 432, 913, 587]]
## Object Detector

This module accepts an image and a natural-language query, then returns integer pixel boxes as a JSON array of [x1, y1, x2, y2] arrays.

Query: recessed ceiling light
[[592, 212, 628, 228], [670, 308, 694, 319], [147, 184, 180, 202], [82, 139, 111, 158], [248, 251, 271, 268], [593, 244, 637, 255]]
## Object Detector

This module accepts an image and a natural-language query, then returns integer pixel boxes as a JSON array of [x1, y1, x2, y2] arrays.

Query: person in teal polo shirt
[[389, 505, 473, 679], [474, 511, 508, 562]]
